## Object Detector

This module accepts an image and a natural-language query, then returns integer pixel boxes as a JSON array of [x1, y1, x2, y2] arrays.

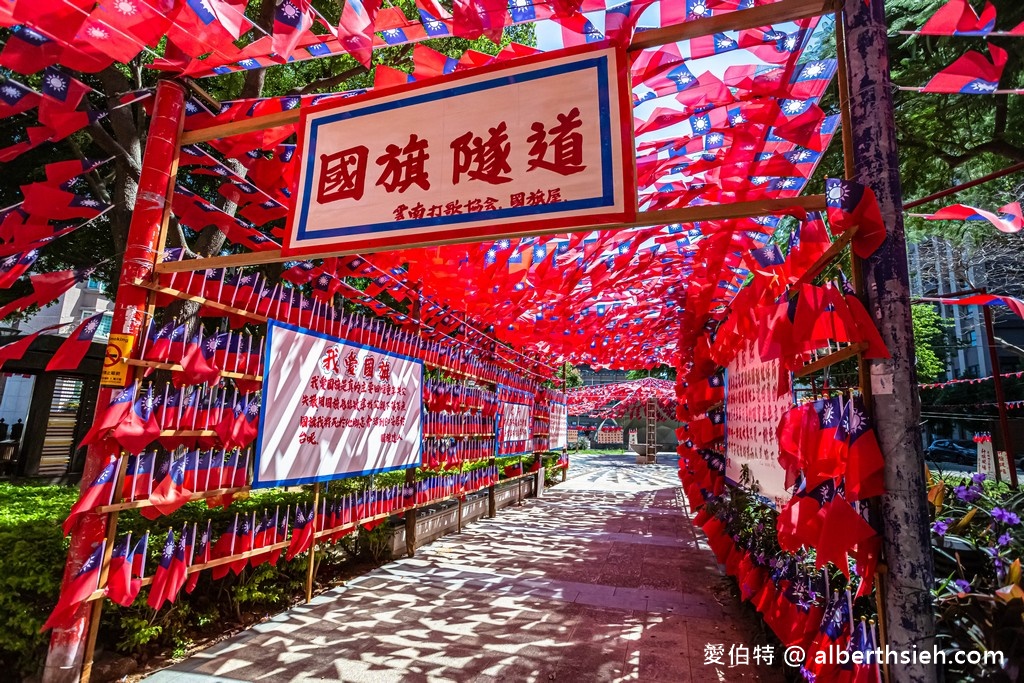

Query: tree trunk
[[843, 3, 937, 682]]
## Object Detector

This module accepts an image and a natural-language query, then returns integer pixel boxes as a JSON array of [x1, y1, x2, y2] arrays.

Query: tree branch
[[288, 63, 369, 96]]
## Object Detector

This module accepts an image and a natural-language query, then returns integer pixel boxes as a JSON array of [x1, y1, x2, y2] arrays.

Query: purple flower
[[997, 533, 1012, 547], [991, 507, 1021, 526], [954, 485, 981, 503], [954, 579, 971, 593], [932, 519, 950, 536], [972, 472, 987, 485]]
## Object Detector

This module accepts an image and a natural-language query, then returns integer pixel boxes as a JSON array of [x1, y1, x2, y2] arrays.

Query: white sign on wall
[[500, 402, 533, 444], [550, 402, 568, 449], [285, 44, 635, 256], [254, 321, 422, 487], [725, 342, 793, 509]]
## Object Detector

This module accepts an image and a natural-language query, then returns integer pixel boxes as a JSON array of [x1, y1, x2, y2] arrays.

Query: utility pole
[[842, 2, 937, 682]]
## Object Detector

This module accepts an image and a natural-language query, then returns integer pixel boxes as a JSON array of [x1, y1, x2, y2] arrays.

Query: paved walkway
[[146, 453, 781, 683]]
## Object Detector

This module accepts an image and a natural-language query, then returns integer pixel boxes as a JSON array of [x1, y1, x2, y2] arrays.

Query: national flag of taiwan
[[107, 533, 143, 607], [144, 320, 188, 363], [338, 0, 381, 67], [824, 178, 886, 258], [920, 0, 996, 36], [814, 496, 877, 576], [112, 384, 162, 454], [41, 542, 105, 631], [210, 515, 240, 580], [273, 0, 312, 60], [63, 458, 119, 536], [0, 26, 63, 75], [143, 454, 193, 519], [80, 384, 136, 446], [841, 396, 886, 501], [46, 312, 105, 371], [286, 504, 316, 561], [922, 42, 1006, 94], [228, 514, 253, 575], [186, 521, 212, 594], [0, 249, 39, 290], [0, 80, 40, 118], [0, 268, 93, 321], [177, 331, 221, 386], [148, 529, 188, 610]]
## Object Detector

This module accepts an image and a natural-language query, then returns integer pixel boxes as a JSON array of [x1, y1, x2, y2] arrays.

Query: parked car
[[926, 439, 976, 465]]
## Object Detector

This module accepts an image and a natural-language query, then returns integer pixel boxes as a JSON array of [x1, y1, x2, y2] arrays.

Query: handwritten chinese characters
[[725, 343, 793, 509], [255, 322, 422, 488]]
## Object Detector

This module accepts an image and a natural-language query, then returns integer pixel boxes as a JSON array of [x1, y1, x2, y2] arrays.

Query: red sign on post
[[284, 44, 635, 257]]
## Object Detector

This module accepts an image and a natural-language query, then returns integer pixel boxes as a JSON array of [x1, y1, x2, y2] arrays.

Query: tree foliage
[[912, 303, 954, 382], [0, 6, 534, 295]]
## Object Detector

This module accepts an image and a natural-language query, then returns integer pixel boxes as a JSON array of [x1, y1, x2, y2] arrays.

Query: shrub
[[0, 482, 78, 678]]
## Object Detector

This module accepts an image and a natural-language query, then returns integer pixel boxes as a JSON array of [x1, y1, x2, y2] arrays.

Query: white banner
[[501, 402, 533, 443], [550, 402, 568, 449], [254, 321, 422, 487], [285, 44, 634, 256], [725, 342, 793, 509]]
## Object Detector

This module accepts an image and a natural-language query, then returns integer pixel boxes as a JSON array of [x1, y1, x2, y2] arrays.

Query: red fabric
[[814, 497, 878, 576]]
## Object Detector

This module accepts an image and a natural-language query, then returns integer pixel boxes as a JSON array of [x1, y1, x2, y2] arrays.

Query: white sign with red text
[[285, 44, 634, 256], [254, 321, 422, 487], [501, 402, 533, 443], [725, 342, 793, 509], [550, 402, 568, 449]]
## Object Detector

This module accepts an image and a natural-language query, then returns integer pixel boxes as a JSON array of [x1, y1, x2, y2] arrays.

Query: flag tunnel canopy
[[6, 0, 950, 680], [566, 378, 676, 417]]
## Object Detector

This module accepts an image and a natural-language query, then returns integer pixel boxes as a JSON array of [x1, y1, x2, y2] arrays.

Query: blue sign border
[[297, 55, 616, 240], [252, 319, 424, 488]]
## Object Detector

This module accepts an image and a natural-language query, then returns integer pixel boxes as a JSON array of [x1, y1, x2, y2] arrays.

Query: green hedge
[[0, 482, 79, 679]]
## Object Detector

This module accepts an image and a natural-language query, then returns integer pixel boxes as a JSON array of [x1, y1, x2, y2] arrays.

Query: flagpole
[[305, 482, 320, 603]]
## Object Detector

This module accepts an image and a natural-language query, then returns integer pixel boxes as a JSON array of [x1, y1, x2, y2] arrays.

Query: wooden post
[[404, 468, 417, 556], [487, 457, 496, 518], [517, 455, 523, 504], [981, 295, 1018, 488], [44, 79, 187, 683], [842, 3, 937, 681], [305, 483, 320, 604], [78, 455, 130, 683]]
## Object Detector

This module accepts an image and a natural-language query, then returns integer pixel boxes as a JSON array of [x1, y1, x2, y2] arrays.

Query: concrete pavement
[[144, 453, 782, 683]]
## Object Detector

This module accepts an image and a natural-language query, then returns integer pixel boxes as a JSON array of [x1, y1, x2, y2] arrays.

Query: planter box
[[389, 477, 538, 558]]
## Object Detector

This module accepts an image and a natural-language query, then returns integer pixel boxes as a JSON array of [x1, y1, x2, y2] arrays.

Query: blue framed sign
[[284, 43, 635, 257], [253, 320, 423, 487]]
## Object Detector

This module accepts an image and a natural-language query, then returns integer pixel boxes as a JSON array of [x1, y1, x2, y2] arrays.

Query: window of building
[[86, 278, 105, 292]]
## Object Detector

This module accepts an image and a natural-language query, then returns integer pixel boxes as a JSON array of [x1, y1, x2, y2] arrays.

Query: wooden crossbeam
[[131, 278, 270, 322], [95, 485, 251, 514], [790, 224, 860, 291], [125, 358, 263, 382], [628, 0, 838, 52], [153, 195, 827, 273], [793, 342, 869, 378]]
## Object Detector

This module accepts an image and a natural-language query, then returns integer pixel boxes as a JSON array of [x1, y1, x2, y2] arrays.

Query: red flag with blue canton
[[41, 542, 105, 631], [63, 458, 119, 536], [824, 178, 886, 259], [107, 533, 143, 607], [143, 453, 194, 519], [112, 384, 162, 454], [46, 312, 105, 371]]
